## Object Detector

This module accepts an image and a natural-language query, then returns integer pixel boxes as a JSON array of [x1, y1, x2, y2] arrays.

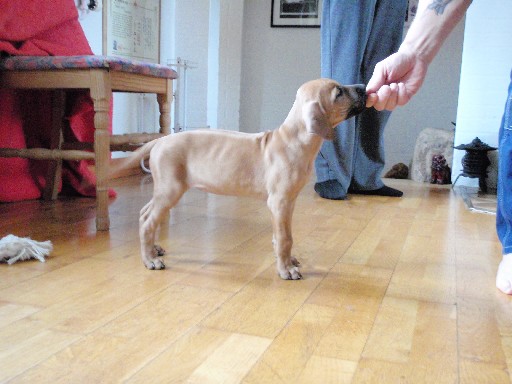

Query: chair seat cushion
[[0, 55, 178, 79]]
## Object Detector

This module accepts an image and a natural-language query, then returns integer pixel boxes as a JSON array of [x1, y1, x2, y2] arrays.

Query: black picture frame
[[271, 0, 322, 28]]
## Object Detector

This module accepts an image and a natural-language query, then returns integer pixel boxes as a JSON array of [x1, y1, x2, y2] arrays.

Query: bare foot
[[496, 253, 512, 294]]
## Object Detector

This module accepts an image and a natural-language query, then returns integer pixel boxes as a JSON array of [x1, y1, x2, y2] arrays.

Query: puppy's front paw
[[278, 265, 302, 280], [145, 258, 166, 270], [143, 245, 166, 270]]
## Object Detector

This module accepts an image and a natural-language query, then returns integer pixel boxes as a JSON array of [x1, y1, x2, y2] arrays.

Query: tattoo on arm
[[427, 0, 454, 15]]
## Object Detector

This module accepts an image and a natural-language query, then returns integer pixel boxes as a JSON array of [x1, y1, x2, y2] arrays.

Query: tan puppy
[[114, 78, 366, 279]]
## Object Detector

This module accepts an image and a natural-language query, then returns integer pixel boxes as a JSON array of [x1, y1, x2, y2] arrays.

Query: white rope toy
[[0, 235, 53, 265]]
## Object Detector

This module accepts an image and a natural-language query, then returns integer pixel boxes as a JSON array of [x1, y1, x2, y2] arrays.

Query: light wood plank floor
[[1, 175, 511, 383]]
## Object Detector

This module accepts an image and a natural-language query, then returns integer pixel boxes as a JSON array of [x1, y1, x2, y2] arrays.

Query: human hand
[[366, 49, 429, 111]]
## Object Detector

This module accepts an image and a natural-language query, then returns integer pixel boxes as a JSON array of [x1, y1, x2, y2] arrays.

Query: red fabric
[[0, 0, 116, 202]]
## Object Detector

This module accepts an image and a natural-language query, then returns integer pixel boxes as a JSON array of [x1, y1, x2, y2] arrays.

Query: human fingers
[[372, 82, 412, 111], [366, 62, 386, 95], [366, 92, 378, 108], [372, 85, 395, 111], [396, 82, 409, 106], [385, 83, 399, 110]]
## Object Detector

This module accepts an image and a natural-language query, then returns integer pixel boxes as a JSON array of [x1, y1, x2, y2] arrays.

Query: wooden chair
[[0, 55, 178, 231]]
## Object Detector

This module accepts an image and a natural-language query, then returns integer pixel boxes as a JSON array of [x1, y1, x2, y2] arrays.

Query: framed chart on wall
[[271, 0, 322, 28], [103, 0, 161, 63]]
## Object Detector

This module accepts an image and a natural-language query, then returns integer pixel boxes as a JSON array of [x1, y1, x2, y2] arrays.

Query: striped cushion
[[0, 55, 178, 79]]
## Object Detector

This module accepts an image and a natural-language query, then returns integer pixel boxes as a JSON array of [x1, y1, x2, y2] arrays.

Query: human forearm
[[366, 0, 472, 110], [400, 0, 472, 65]]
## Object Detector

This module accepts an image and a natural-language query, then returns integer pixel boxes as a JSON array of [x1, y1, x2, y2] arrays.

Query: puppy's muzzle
[[346, 84, 367, 119]]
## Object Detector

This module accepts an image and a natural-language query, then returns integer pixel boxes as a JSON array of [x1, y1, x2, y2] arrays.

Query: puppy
[[113, 79, 366, 279]]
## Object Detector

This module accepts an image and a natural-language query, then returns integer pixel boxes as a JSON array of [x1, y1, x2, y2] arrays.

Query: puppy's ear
[[303, 101, 333, 140]]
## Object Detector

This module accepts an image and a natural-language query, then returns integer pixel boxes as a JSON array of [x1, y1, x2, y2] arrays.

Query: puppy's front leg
[[267, 195, 302, 280]]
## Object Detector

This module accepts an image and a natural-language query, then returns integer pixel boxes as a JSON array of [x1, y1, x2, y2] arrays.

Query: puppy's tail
[[108, 138, 159, 179]]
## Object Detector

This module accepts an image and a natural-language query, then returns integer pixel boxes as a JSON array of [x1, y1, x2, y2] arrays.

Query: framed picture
[[271, 0, 322, 28], [103, 0, 161, 63]]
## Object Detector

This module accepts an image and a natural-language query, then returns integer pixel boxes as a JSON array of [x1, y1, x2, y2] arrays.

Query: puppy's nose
[[345, 84, 368, 119], [355, 84, 366, 93], [354, 84, 367, 102], [353, 84, 367, 103]]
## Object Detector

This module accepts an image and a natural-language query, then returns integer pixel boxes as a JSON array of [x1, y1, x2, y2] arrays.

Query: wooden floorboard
[[0, 175, 510, 383]]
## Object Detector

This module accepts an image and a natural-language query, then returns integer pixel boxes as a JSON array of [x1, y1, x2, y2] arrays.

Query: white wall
[[77, 7, 103, 54], [208, 0, 244, 131], [172, 0, 210, 130], [239, 1, 320, 133], [167, 1, 320, 134], [453, 0, 512, 189]]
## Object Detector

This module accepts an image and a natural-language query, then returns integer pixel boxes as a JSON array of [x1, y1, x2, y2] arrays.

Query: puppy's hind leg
[[140, 201, 166, 257], [139, 187, 184, 270]]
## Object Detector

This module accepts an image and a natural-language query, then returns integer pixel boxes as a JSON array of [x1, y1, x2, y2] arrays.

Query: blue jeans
[[315, 0, 407, 192], [497, 70, 512, 254]]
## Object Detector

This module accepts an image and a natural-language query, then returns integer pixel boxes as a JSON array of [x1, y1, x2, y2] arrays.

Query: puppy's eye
[[335, 87, 343, 98]]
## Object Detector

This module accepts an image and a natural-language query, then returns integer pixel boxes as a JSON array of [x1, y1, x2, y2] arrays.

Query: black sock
[[348, 185, 403, 197], [314, 180, 347, 200]]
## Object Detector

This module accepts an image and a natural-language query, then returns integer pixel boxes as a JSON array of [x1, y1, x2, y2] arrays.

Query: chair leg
[[90, 72, 112, 231], [43, 90, 66, 201], [156, 79, 173, 135]]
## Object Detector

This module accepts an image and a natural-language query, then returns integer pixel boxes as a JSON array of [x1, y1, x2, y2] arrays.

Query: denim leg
[[315, 0, 375, 190], [315, 0, 407, 191], [497, 70, 512, 254], [351, 0, 406, 190]]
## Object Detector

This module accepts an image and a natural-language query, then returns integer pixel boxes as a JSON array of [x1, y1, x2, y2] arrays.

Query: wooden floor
[[1, 175, 511, 383]]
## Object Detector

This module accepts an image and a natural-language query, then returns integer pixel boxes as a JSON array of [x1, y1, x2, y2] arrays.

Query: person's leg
[[348, 0, 407, 197], [314, 0, 376, 199], [495, 70, 512, 294]]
